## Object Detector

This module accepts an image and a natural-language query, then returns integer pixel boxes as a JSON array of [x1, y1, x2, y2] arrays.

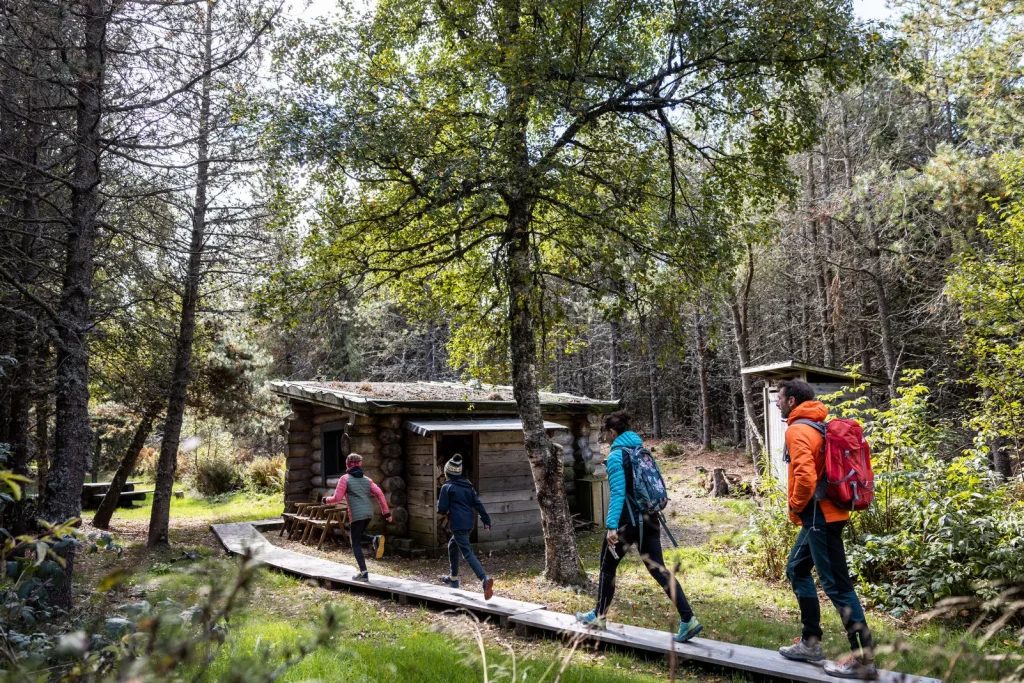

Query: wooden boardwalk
[[211, 521, 938, 683]]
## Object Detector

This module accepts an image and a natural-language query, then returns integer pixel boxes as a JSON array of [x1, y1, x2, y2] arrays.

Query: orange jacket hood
[[785, 400, 849, 525], [787, 400, 828, 425]]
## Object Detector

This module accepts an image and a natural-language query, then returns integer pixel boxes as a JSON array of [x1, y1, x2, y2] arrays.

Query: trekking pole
[[660, 512, 680, 548]]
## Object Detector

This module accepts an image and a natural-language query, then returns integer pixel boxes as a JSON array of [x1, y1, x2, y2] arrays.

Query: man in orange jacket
[[776, 379, 876, 680]]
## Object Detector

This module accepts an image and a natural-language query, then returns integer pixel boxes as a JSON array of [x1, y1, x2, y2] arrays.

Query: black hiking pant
[[595, 516, 693, 621], [349, 518, 375, 572], [787, 513, 873, 655]]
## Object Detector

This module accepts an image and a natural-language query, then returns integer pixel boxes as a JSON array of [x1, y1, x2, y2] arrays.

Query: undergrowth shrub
[[658, 441, 685, 459], [193, 455, 244, 497], [246, 455, 285, 492], [834, 372, 1024, 615], [743, 466, 798, 579], [133, 447, 158, 479]]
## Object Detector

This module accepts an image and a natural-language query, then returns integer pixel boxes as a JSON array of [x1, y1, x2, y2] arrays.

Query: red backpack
[[791, 418, 874, 511]]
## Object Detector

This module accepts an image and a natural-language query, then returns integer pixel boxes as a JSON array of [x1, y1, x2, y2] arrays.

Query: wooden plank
[[478, 489, 538, 504], [477, 442, 528, 454], [406, 474, 435, 490], [477, 431, 525, 444], [407, 502, 436, 518], [483, 499, 541, 514], [485, 511, 541, 526], [409, 517, 436, 534], [477, 474, 534, 490], [508, 611, 936, 683], [478, 460, 532, 479], [407, 462, 435, 477], [210, 522, 934, 683], [405, 445, 435, 456], [477, 521, 544, 540]]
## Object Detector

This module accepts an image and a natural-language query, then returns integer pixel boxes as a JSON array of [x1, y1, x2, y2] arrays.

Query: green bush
[[658, 441, 685, 459], [834, 373, 1024, 615], [246, 455, 285, 492], [193, 456, 244, 497], [743, 465, 798, 580]]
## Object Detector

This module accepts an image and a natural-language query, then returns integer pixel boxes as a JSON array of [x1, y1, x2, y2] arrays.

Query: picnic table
[[80, 481, 153, 510]]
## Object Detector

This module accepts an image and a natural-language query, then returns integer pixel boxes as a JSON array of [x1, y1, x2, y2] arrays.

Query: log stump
[[711, 467, 730, 497]]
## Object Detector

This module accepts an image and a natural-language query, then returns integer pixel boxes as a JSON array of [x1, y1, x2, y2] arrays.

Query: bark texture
[[93, 403, 158, 529], [149, 8, 214, 547], [41, 0, 107, 608]]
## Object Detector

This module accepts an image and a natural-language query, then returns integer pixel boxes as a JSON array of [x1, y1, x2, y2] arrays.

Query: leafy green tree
[[269, 0, 883, 582]]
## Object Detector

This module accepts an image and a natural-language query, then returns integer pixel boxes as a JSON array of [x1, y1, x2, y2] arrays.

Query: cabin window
[[322, 425, 348, 478]]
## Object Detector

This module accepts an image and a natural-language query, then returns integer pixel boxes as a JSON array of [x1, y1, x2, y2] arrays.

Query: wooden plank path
[[211, 522, 545, 626], [211, 522, 938, 683]]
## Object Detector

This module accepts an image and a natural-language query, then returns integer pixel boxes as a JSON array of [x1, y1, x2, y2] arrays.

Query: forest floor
[[72, 445, 1013, 682]]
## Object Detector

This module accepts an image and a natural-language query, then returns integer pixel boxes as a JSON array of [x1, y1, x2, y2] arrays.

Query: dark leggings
[[349, 518, 375, 572], [596, 517, 693, 621]]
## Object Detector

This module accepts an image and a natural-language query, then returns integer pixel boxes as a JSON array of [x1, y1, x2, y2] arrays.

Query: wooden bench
[[302, 505, 348, 550]]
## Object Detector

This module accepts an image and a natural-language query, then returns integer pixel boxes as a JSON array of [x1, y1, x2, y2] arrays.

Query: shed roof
[[404, 419, 568, 436], [268, 380, 619, 415], [740, 360, 884, 385]]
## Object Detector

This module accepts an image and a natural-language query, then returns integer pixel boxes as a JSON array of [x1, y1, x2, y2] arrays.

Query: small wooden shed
[[740, 361, 882, 486], [269, 381, 618, 552]]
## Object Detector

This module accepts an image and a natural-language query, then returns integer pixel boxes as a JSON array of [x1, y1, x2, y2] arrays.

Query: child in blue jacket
[[437, 454, 495, 600], [575, 411, 701, 643]]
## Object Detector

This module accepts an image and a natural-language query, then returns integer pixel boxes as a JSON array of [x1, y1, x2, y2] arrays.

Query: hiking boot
[[441, 575, 460, 589], [674, 617, 703, 643], [352, 571, 369, 582], [824, 655, 878, 680], [373, 535, 385, 559], [779, 637, 825, 662], [574, 610, 606, 629], [483, 577, 494, 601]]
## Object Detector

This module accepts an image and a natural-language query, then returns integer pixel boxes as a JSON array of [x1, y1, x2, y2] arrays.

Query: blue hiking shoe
[[352, 571, 369, 582], [441, 575, 460, 589], [574, 610, 607, 629], [674, 617, 703, 643]]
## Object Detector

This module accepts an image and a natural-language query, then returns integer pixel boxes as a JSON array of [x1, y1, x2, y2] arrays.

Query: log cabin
[[270, 381, 618, 554]]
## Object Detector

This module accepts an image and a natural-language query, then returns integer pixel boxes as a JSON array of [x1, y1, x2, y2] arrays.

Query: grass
[[72, 467, 1020, 683], [113, 489, 282, 524]]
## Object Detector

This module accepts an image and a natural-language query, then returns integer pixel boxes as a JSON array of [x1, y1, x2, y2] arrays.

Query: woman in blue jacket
[[576, 411, 702, 643]]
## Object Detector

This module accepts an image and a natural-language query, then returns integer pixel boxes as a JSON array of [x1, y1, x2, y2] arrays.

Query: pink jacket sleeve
[[369, 480, 390, 516], [325, 474, 348, 505]]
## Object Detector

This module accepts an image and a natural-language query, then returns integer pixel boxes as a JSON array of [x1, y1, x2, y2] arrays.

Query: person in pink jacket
[[322, 453, 392, 580]]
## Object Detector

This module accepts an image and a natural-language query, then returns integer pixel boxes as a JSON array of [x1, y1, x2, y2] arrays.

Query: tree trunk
[[609, 320, 621, 401], [867, 227, 898, 399], [711, 468, 730, 497], [506, 207, 586, 585], [726, 246, 766, 467], [35, 391, 49, 508], [694, 306, 712, 450], [94, 403, 159, 529], [148, 7, 214, 547], [41, 0, 107, 609]]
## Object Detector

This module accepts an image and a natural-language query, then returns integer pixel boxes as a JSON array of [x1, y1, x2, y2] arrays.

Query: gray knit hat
[[444, 454, 463, 477]]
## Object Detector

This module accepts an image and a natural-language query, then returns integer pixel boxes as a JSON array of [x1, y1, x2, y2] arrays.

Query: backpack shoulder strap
[[791, 418, 827, 438]]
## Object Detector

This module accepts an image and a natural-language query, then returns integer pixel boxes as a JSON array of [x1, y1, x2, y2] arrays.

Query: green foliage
[[1, 550, 346, 682], [743, 463, 798, 580], [830, 373, 1024, 615], [947, 153, 1024, 472], [245, 455, 285, 493], [657, 441, 685, 459], [192, 455, 244, 497], [262, 0, 889, 381]]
